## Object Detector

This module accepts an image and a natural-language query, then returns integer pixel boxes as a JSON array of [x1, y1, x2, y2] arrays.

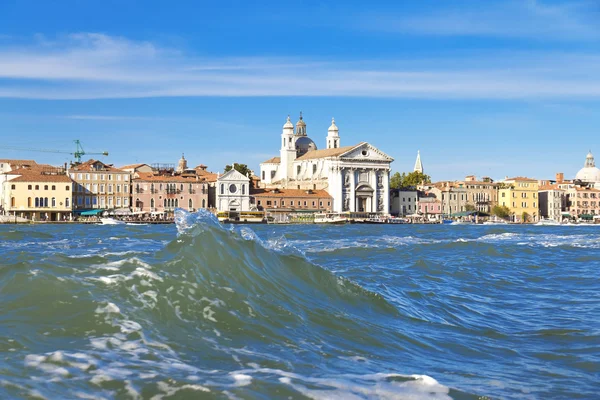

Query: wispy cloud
[[62, 115, 160, 121], [359, 0, 600, 40], [0, 32, 598, 100]]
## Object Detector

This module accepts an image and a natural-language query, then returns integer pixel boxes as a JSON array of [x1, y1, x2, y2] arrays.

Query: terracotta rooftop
[[539, 184, 562, 191], [295, 144, 360, 161], [120, 163, 148, 170], [250, 188, 332, 198], [133, 171, 206, 183], [262, 156, 281, 164], [504, 176, 537, 182], [574, 186, 600, 192], [0, 159, 38, 166], [10, 168, 73, 183], [71, 159, 127, 173]]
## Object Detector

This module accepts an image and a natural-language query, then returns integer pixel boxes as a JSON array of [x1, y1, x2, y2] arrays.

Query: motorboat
[[483, 219, 509, 225], [536, 218, 560, 226], [100, 217, 125, 225], [314, 212, 349, 224]]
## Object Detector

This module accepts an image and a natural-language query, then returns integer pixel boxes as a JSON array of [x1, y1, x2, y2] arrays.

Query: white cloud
[[0, 33, 598, 100], [359, 0, 600, 40]]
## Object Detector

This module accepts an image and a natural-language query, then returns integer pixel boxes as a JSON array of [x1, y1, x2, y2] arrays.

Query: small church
[[260, 114, 394, 214]]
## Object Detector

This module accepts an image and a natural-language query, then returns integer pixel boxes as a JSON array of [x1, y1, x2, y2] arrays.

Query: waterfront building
[[216, 169, 251, 212], [418, 194, 442, 221], [259, 115, 394, 214], [429, 182, 468, 216], [1, 163, 73, 221], [462, 175, 498, 213], [538, 184, 565, 222], [195, 164, 220, 208], [70, 160, 131, 212], [498, 177, 539, 222], [564, 186, 600, 220], [390, 189, 418, 216], [251, 188, 332, 212], [129, 156, 209, 213]]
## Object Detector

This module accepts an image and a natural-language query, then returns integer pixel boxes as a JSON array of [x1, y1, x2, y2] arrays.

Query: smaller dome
[[283, 116, 293, 129], [328, 118, 339, 133], [295, 136, 317, 157], [296, 113, 306, 128]]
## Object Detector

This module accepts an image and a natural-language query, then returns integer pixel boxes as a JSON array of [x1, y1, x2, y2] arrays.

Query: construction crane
[[3, 139, 109, 164]]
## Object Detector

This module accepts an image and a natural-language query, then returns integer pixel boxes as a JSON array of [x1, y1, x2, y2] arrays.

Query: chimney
[[556, 172, 564, 183]]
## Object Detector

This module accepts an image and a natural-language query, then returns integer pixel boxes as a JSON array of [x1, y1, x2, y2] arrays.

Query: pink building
[[418, 196, 442, 218]]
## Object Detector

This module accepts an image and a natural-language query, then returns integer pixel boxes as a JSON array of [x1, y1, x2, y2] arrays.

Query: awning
[[79, 209, 104, 216], [579, 214, 594, 220], [113, 208, 132, 216], [451, 211, 475, 217]]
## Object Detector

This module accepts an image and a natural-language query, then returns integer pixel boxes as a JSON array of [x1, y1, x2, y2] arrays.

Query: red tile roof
[[262, 156, 281, 164], [250, 188, 332, 198], [71, 159, 127, 173]]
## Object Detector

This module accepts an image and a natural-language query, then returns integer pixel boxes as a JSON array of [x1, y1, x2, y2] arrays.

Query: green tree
[[224, 163, 251, 177], [390, 171, 431, 189], [465, 204, 476, 212], [491, 205, 511, 219], [521, 211, 530, 223]]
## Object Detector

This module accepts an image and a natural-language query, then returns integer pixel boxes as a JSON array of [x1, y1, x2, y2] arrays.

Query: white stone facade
[[216, 169, 251, 212], [260, 115, 394, 214]]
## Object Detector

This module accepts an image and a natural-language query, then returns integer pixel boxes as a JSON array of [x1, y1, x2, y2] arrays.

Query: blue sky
[[0, 0, 599, 181]]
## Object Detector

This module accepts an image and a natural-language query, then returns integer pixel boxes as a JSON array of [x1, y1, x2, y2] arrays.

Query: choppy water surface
[[1, 210, 598, 399]]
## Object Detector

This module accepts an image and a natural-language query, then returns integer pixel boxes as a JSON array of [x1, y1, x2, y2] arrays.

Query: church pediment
[[340, 143, 394, 163], [218, 169, 250, 182]]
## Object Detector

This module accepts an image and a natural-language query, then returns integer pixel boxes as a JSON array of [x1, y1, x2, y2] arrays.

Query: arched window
[[150, 198, 155, 208], [220, 184, 224, 194], [189, 199, 193, 209], [35, 185, 39, 190], [202, 199, 206, 208], [175, 199, 178, 207], [164, 199, 167, 207], [44, 185, 48, 190], [242, 184, 245, 195], [27, 197, 32, 207], [11, 197, 15, 207], [51, 185, 56, 190], [180, 184, 183, 191], [65, 185, 70, 191], [51, 198, 56, 207], [35, 198, 39, 207], [313, 164, 317, 174], [44, 198, 48, 207]]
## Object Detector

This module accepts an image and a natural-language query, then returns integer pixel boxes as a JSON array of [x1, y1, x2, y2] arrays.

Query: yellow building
[[498, 177, 539, 223], [1, 164, 73, 221]]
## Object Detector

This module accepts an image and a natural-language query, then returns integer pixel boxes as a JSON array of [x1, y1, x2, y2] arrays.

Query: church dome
[[295, 136, 317, 157], [575, 151, 600, 182]]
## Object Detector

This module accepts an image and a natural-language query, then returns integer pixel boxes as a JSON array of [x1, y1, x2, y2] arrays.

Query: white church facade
[[260, 114, 394, 214], [216, 169, 251, 212]]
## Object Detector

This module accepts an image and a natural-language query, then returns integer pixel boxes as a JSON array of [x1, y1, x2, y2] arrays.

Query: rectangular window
[[85, 197, 90, 205], [117, 175, 122, 181], [108, 184, 113, 193], [93, 197, 97, 205], [117, 197, 121, 206], [11, 184, 15, 190], [100, 197, 105, 207], [290, 200, 294, 206], [85, 183, 91, 192], [312, 201, 315, 206], [117, 185, 121, 193], [281, 200, 285, 206], [124, 175, 129, 181], [108, 197, 113, 206], [274, 201, 278, 206], [304, 201, 307, 206], [123, 184, 128, 193], [266, 201, 271, 206], [85, 173, 90, 180], [93, 183, 98, 193], [258, 200, 261, 205], [124, 198, 129, 206], [100, 184, 105, 193], [78, 173, 82, 180]]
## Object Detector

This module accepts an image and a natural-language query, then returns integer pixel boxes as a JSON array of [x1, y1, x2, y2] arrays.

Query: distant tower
[[326, 118, 340, 149], [585, 150, 595, 168], [295, 112, 307, 136], [414, 150, 423, 174], [176, 153, 188, 173], [280, 116, 296, 181]]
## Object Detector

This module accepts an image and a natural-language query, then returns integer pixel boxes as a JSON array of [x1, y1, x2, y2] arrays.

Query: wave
[[2, 209, 477, 399]]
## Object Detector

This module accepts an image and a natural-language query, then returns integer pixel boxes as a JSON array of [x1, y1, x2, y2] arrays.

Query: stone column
[[371, 169, 378, 213], [349, 168, 356, 212], [383, 169, 390, 215]]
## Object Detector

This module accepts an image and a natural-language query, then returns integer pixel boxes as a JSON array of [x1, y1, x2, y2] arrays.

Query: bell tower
[[280, 115, 296, 181], [326, 118, 340, 149]]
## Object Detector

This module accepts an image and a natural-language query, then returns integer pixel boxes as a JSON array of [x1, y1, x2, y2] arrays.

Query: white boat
[[483, 219, 509, 225], [536, 218, 560, 226], [100, 217, 125, 225], [314, 212, 348, 224]]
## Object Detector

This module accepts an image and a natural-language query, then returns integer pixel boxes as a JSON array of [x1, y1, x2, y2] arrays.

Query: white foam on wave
[[234, 367, 451, 400], [95, 302, 120, 315]]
